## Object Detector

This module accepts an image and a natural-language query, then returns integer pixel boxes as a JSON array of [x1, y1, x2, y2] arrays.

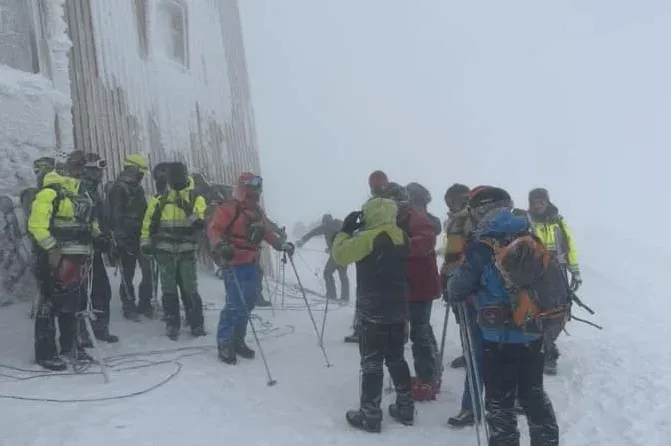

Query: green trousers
[[155, 250, 204, 329]]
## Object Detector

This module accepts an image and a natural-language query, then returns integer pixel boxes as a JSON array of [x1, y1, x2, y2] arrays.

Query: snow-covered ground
[[0, 238, 668, 445]]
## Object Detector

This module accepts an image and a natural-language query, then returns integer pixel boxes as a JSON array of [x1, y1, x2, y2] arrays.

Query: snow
[[0, 237, 669, 445]]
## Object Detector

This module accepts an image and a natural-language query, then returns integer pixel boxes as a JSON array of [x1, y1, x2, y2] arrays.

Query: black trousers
[[34, 253, 87, 360], [323, 257, 349, 300], [408, 300, 439, 382], [483, 339, 559, 446], [118, 243, 153, 311], [90, 251, 112, 334], [358, 320, 412, 418]]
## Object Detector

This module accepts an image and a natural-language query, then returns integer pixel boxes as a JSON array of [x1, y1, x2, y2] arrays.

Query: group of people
[[21, 151, 292, 371], [294, 170, 582, 445]]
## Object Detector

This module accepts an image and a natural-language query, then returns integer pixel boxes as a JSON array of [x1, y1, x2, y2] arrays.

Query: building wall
[[64, 0, 262, 190]]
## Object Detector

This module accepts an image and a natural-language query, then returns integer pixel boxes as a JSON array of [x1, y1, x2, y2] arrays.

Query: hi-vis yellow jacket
[[28, 171, 99, 255], [529, 215, 579, 274], [141, 177, 206, 253]]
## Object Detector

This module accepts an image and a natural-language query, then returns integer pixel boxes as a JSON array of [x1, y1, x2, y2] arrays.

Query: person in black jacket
[[332, 197, 414, 432], [296, 213, 349, 301], [107, 154, 153, 321]]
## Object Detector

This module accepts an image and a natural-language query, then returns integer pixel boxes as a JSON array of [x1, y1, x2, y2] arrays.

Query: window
[[132, 0, 149, 59], [157, 0, 188, 66], [0, 0, 40, 73]]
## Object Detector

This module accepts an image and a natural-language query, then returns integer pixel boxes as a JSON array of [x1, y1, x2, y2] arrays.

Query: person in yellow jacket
[[28, 152, 101, 371], [527, 187, 581, 375], [141, 161, 207, 340]]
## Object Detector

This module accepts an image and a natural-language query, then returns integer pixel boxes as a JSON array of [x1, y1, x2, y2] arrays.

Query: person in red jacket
[[386, 182, 442, 401], [207, 172, 294, 365]]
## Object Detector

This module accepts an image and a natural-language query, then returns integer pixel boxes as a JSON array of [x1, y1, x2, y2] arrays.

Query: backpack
[[486, 233, 571, 336]]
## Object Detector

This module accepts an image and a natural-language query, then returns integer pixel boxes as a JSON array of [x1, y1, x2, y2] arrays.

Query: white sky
[[239, 0, 671, 239]]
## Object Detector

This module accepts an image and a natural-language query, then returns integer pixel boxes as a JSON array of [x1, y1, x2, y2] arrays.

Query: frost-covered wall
[[0, 0, 73, 196], [65, 0, 262, 188]]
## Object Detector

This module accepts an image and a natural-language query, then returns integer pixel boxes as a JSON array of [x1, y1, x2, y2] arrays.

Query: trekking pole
[[287, 254, 332, 367], [280, 252, 287, 309], [226, 267, 277, 386], [262, 273, 276, 318], [458, 304, 484, 446], [438, 301, 450, 377], [80, 258, 110, 384], [319, 261, 331, 343]]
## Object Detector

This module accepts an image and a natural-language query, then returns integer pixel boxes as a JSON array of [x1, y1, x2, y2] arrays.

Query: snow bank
[[0, 66, 71, 196]]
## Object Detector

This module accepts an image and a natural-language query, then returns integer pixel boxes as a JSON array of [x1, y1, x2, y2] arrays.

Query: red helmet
[[235, 172, 263, 202], [368, 170, 389, 196]]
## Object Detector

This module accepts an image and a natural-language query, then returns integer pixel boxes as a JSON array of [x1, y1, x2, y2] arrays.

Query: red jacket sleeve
[[408, 210, 437, 259], [207, 203, 235, 247]]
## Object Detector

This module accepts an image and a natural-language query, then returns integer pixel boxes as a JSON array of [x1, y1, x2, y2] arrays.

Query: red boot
[[411, 377, 438, 401]]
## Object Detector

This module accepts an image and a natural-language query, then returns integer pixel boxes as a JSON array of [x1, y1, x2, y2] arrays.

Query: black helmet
[[382, 182, 409, 204], [468, 186, 513, 224], [406, 182, 432, 207], [528, 187, 550, 202]]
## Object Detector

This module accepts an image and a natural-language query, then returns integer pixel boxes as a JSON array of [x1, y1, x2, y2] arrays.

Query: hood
[[187, 176, 195, 190], [528, 202, 559, 223], [476, 208, 529, 239], [41, 171, 81, 195], [42, 171, 65, 188], [362, 197, 398, 229]]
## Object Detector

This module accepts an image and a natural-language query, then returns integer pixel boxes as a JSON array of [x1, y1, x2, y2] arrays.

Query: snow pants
[[482, 339, 559, 446], [323, 256, 349, 300], [358, 320, 413, 418], [408, 300, 439, 382], [217, 263, 260, 343], [118, 241, 153, 312], [34, 253, 88, 360], [89, 250, 112, 336], [155, 250, 204, 330], [460, 304, 483, 415]]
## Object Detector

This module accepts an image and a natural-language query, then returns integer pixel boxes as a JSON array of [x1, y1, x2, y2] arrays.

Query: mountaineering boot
[[345, 410, 382, 433], [166, 325, 180, 341], [544, 357, 558, 375], [62, 347, 95, 363], [37, 356, 68, 372], [137, 300, 154, 318], [123, 307, 141, 322], [255, 295, 272, 307], [95, 330, 119, 343], [451, 355, 466, 369], [389, 403, 414, 426], [344, 332, 359, 343], [235, 341, 255, 359], [190, 326, 207, 337], [218, 341, 237, 365], [448, 409, 475, 427]]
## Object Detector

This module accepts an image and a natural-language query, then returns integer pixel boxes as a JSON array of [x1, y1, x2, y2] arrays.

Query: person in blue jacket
[[447, 189, 559, 446]]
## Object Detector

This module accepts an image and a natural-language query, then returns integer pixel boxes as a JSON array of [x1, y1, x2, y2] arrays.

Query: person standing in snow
[[332, 197, 414, 432], [141, 161, 208, 340], [447, 187, 559, 445], [295, 213, 350, 301], [525, 187, 581, 375], [29, 153, 103, 370], [106, 154, 153, 320], [394, 182, 442, 401], [207, 172, 294, 364]]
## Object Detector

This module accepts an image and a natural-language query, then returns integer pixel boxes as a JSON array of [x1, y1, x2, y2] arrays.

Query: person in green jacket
[[331, 197, 414, 432]]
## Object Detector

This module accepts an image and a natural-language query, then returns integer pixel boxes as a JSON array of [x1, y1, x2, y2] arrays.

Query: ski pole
[[287, 255, 332, 367], [262, 272, 276, 318], [319, 262, 331, 343], [438, 301, 450, 378], [227, 267, 277, 386], [280, 252, 287, 309], [458, 304, 482, 446], [82, 258, 110, 383]]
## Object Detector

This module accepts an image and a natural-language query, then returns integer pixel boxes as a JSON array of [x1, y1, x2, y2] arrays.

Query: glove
[[341, 211, 363, 235], [47, 248, 62, 270], [570, 270, 582, 292], [295, 239, 305, 249], [213, 242, 235, 263], [280, 242, 295, 257]]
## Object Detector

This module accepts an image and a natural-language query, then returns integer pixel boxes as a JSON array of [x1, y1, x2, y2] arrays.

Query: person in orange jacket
[[207, 172, 294, 364]]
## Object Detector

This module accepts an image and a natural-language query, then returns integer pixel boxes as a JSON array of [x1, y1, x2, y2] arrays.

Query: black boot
[[187, 294, 206, 337], [235, 341, 255, 359], [37, 356, 67, 371], [344, 332, 359, 343], [123, 308, 141, 322], [62, 347, 95, 363], [451, 355, 466, 369], [346, 409, 382, 433], [255, 295, 272, 307], [389, 403, 414, 426], [166, 324, 180, 341], [448, 409, 475, 427], [218, 340, 237, 365], [191, 326, 207, 337], [95, 330, 119, 343], [544, 357, 558, 375], [137, 300, 154, 319]]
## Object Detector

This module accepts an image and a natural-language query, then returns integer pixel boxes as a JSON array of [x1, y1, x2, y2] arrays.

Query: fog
[[239, 0, 671, 241]]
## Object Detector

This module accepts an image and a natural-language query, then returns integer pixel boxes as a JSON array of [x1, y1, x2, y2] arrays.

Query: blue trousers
[[461, 303, 484, 415], [216, 264, 260, 343]]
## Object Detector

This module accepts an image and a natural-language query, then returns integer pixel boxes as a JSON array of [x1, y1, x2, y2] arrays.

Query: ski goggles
[[85, 159, 107, 169], [241, 175, 263, 189]]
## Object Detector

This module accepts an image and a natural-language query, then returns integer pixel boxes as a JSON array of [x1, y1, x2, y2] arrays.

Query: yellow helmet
[[123, 154, 149, 172]]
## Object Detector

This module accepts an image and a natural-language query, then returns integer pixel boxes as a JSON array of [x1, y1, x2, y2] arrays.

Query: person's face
[[445, 194, 467, 213], [84, 167, 104, 183], [530, 198, 549, 214]]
